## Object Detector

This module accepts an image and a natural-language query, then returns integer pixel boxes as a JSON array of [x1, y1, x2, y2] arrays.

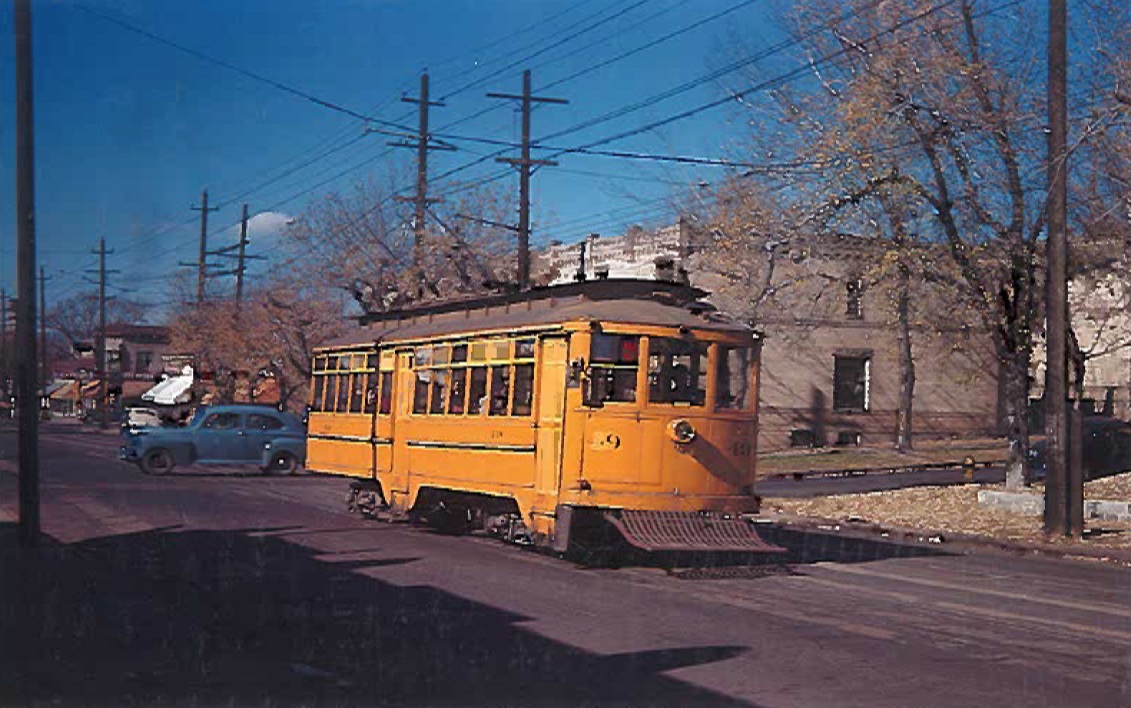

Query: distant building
[[535, 221, 693, 285], [535, 222, 1003, 452]]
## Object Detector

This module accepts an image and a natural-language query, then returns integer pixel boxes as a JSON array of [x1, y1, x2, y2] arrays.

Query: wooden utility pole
[[391, 72, 453, 284], [1, 289, 8, 400], [191, 190, 219, 304], [89, 240, 117, 430], [38, 267, 49, 395], [1044, 0, 1080, 537], [488, 69, 567, 290], [236, 203, 249, 304], [15, 0, 40, 547], [211, 203, 263, 310]]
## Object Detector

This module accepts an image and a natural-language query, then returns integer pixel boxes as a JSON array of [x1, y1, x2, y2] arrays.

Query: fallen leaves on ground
[[768, 472, 1131, 553]]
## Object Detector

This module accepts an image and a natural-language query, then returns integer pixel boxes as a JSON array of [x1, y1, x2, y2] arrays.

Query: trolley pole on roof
[[14, 0, 40, 548], [489, 70, 567, 290], [390, 72, 453, 290]]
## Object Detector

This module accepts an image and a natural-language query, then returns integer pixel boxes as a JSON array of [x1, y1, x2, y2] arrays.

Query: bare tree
[[280, 176, 517, 313], [708, 0, 1129, 486], [49, 292, 149, 346]]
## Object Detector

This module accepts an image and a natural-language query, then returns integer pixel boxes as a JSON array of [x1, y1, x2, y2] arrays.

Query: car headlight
[[264, 442, 273, 450], [667, 419, 696, 444]]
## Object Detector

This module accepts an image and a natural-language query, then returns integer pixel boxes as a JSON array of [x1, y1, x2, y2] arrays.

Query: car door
[[196, 411, 245, 463], [244, 412, 287, 461]]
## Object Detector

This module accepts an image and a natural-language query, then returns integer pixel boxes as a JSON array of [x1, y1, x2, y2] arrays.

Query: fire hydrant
[[962, 456, 976, 482]]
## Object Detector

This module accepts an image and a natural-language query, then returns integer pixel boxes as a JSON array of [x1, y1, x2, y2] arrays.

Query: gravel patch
[[768, 472, 1131, 552]]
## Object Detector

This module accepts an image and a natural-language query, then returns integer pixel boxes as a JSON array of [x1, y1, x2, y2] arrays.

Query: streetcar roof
[[320, 279, 753, 350]]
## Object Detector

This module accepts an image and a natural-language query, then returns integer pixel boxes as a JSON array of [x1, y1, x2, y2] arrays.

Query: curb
[[760, 512, 1131, 565], [977, 489, 1131, 522]]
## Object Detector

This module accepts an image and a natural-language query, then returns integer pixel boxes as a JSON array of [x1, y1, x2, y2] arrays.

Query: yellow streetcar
[[305, 279, 778, 555]]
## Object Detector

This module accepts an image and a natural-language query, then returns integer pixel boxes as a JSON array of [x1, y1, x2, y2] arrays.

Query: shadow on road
[[755, 524, 952, 565], [0, 523, 757, 707]]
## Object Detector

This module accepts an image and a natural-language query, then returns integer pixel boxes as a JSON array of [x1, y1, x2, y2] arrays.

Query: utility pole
[[488, 69, 567, 290], [391, 72, 453, 285], [1044, 0, 1080, 537], [236, 203, 249, 304], [191, 190, 219, 304], [15, 0, 39, 547], [88, 240, 118, 430], [211, 203, 263, 310], [1, 289, 8, 401], [38, 267, 50, 396]]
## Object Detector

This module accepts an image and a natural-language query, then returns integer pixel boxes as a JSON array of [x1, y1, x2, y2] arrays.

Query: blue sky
[[0, 0, 789, 314]]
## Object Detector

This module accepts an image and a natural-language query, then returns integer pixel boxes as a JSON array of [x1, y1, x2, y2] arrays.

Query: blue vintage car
[[119, 404, 306, 475]]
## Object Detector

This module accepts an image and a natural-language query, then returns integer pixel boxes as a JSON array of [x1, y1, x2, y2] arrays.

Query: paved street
[[2, 424, 1129, 707]]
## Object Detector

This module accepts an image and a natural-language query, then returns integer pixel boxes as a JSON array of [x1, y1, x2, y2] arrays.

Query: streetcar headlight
[[668, 419, 696, 444]]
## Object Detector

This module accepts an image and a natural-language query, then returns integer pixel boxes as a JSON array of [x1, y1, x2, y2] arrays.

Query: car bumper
[[118, 447, 139, 462]]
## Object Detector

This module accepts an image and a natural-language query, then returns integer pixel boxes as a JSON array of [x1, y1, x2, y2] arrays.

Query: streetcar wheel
[[140, 448, 175, 476]]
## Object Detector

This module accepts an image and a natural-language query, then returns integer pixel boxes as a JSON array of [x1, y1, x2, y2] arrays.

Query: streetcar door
[[383, 350, 414, 512], [534, 336, 569, 507]]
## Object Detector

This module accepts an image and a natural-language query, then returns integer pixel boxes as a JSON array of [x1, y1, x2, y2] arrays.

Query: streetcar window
[[492, 341, 511, 361], [378, 372, 393, 414], [429, 371, 448, 414], [413, 371, 430, 414], [489, 365, 510, 416], [470, 342, 488, 362], [717, 346, 753, 410], [433, 345, 451, 365], [314, 356, 327, 372], [515, 339, 535, 359], [363, 373, 378, 414], [415, 347, 433, 367], [512, 364, 534, 416], [311, 375, 325, 412], [349, 373, 366, 413], [448, 368, 467, 414], [452, 344, 468, 363], [468, 367, 488, 414], [648, 338, 707, 406], [589, 334, 639, 403], [336, 373, 352, 411]]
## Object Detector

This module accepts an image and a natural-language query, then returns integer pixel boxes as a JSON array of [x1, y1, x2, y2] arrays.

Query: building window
[[135, 351, 154, 373], [833, 355, 869, 412], [846, 279, 864, 320]]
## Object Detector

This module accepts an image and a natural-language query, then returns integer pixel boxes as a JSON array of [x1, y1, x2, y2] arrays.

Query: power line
[[74, 3, 417, 137]]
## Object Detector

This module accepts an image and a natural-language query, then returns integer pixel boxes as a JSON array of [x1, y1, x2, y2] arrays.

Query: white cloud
[[247, 211, 294, 240]]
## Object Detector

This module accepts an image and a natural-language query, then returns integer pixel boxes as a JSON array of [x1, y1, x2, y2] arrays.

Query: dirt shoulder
[[759, 445, 1131, 559]]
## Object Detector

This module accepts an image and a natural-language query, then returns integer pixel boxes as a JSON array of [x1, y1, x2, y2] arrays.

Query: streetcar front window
[[717, 346, 755, 411], [589, 334, 639, 403], [647, 338, 707, 406]]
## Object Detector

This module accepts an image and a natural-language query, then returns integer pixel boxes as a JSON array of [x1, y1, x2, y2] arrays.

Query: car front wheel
[[140, 448, 175, 475], [266, 451, 298, 475]]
